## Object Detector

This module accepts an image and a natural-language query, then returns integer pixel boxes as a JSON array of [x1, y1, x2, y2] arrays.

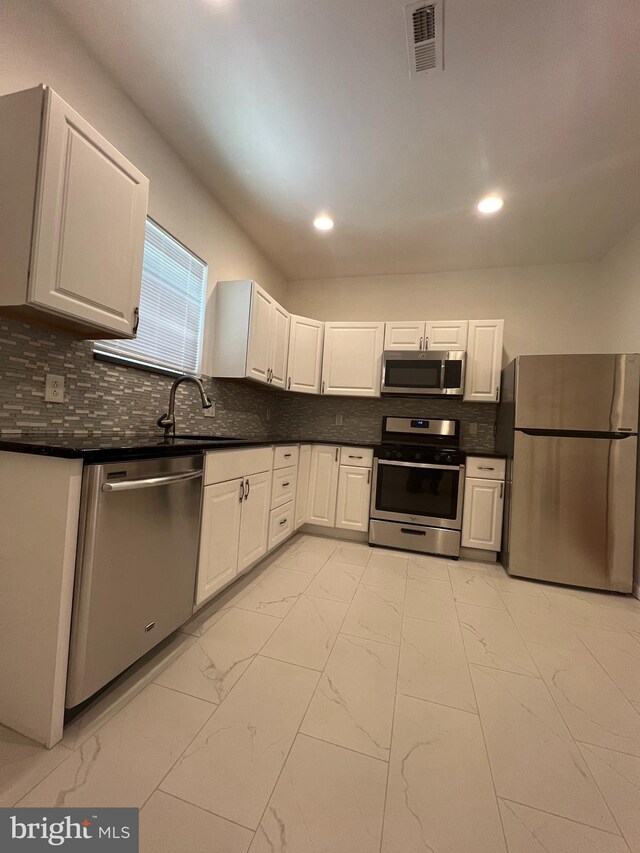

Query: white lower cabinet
[[237, 470, 272, 572], [196, 477, 243, 605], [335, 465, 371, 532], [307, 445, 340, 526], [196, 451, 272, 607], [295, 445, 312, 528], [462, 476, 504, 551], [269, 501, 294, 549]]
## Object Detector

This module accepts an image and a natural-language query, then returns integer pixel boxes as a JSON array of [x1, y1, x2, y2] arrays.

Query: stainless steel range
[[369, 416, 466, 558]]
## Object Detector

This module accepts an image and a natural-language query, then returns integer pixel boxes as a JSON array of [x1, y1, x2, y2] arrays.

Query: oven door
[[371, 459, 465, 530], [381, 351, 465, 395]]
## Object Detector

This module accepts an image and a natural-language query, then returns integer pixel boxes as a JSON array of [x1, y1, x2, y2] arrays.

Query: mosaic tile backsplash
[[0, 317, 496, 452]]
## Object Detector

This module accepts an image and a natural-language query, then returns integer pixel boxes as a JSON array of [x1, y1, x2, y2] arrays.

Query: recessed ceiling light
[[313, 215, 334, 231], [477, 195, 504, 214]]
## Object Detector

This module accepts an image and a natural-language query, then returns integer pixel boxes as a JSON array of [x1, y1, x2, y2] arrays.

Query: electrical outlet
[[44, 374, 65, 403], [468, 422, 478, 436], [335, 413, 343, 425], [203, 401, 216, 418]]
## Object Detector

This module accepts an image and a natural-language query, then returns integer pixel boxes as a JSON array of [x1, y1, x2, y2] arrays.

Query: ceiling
[[49, 0, 640, 280]]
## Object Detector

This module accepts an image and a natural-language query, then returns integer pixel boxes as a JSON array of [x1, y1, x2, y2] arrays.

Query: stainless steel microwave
[[381, 350, 466, 396]]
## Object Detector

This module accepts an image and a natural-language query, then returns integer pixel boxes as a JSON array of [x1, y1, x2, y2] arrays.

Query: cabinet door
[[425, 320, 468, 350], [30, 89, 148, 337], [322, 322, 384, 397], [295, 445, 312, 528], [307, 445, 340, 527], [384, 322, 424, 351], [238, 470, 272, 571], [270, 300, 290, 389], [246, 283, 273, 385], [288, 316, 324, 394], [196, 478, 243, 605], [464, 320, 504, 402], [462, 477, 504, 551], [335, 465, 371, 532]]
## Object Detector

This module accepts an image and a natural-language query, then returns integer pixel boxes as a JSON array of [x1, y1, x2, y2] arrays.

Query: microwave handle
[[440, 358, 446, 389]]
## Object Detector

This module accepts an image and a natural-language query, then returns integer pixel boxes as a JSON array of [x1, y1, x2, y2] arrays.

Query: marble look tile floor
[[3, 534, 640, 852]]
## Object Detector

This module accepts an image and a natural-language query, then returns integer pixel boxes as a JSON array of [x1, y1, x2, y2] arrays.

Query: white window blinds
[[95, 219, 207, 375]]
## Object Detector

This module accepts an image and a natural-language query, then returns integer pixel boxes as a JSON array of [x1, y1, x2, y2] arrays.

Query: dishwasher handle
[[101, 470, 202, 492]]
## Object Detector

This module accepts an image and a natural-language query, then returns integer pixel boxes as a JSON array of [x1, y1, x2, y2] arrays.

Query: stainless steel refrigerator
[[496, 354, 640, 592]]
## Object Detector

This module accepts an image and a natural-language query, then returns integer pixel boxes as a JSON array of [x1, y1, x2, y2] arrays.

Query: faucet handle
[[157, 413, 174, 429]]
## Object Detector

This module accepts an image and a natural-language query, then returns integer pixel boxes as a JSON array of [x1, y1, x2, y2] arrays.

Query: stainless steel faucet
[[157, 375, 212, 437]]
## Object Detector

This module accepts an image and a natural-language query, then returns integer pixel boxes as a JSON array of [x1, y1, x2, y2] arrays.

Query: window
[[95, 219, 207, 375]]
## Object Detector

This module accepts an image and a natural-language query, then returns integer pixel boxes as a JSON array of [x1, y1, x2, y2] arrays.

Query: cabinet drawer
[[271, 465, 297, 509], [466, 456, 506, 480], [274, 445, 299, 469], [205, 446, 273, 485], [339, 446, 373, 468], [269, 501, 294, 549]]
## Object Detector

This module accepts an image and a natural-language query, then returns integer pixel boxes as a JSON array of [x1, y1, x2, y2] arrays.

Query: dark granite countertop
[[0, 434, 378, 463], [461, 449, 506, 459]]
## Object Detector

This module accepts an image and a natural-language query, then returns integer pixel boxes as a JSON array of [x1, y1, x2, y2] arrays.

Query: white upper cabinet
[[384, 320, 468, 351], [246, 283, 274, 384], [287, 315, 324, 394], [425, 320, 468, 350], [269, 300, 290, 389], [322, 322, 384, 397], [464, 319, 504, 402], [384, 321, 424, 351], [211, 280, 289, 388], [0, 85, 148, 339]]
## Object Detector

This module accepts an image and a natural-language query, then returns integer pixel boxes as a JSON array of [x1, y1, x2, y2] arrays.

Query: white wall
[[0, 0, 288, 373], [287, 262, 609, 362], [600, 221, 640, 353]]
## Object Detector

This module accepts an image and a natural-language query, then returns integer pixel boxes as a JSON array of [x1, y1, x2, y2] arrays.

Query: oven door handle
[[377, 459, 465, 473]]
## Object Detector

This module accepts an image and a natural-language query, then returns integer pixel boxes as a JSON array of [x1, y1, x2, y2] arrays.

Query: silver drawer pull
[[282, 482, 290, 487], [478, 466, 495, 470], [279, 519, 288, 525], [284, 453, 292, 457], [349, 455, 363, 459]]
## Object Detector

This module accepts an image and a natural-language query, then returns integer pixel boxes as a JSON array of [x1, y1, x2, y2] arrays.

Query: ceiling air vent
[[405, 1, 443, 78]]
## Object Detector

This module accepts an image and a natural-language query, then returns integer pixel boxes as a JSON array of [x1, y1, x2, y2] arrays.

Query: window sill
[[93, 350, 200, 380]]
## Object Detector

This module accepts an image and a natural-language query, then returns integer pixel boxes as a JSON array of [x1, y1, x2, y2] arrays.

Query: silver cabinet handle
[[282, 482, 290, 487], [419, 336, 423, 349], [322, 381, 325, 394], [335, 448, 339, 461], [499, 482, 504, 499], [102, 470, 201, 492], [367, 469, 370, 484], [239, 480, 245, 502], [244, 479, 250, 500], [279, 518, 288, 525], [425, 336, 429, 349], [287, 377, 291, 390], [284, 453, 292, 458], [132, 306, 140, 334], [349, 455, 363, 459], [495, 386, 499, 400], [478, 466, 495, 470]]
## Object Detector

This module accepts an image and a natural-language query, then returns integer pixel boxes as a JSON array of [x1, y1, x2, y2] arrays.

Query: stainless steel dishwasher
[[66, 454, 203, 708]]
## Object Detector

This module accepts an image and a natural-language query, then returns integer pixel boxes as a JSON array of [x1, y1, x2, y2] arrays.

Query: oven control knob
[[434, 454, 440, 462], [415, 453, 422, 461], [395, 451, 403, 460], [385, 450, 392, 459]]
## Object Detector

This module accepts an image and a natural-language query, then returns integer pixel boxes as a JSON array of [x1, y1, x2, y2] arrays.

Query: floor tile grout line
[[377, 549, 408, 853], [497, 794, 630, 840], [10, 743, 76, 808], [243, 660, 325, 841], [462, 629, 510, 853], [394, 688, 481, 717], [146, 789, 257, 834], [494, 583, 629, 840], [575, 736, 640, 761], [298, 731, 390, 765], [338, 629, 400, 649]]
